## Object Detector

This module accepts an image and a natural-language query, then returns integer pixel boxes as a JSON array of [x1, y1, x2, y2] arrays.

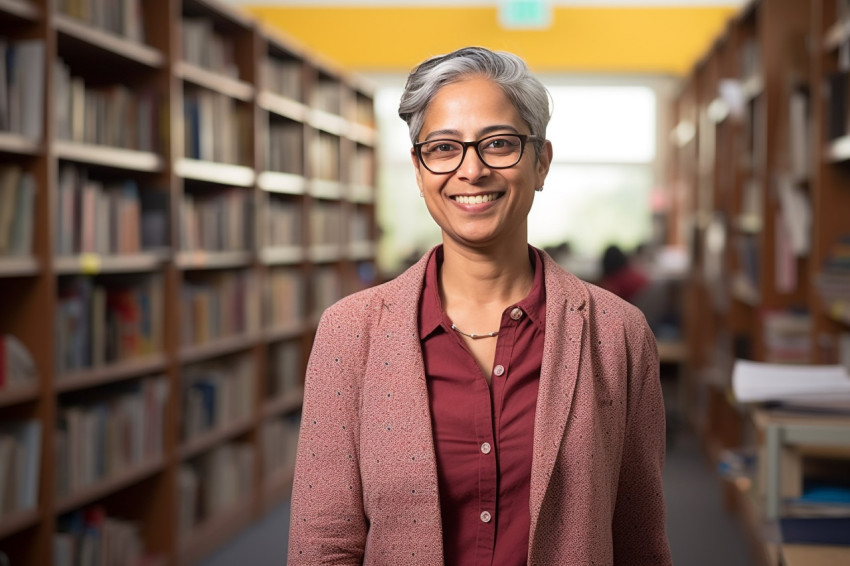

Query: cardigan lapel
[[528, 254, 587, 545]]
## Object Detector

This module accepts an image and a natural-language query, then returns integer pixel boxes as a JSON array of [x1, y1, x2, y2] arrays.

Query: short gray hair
[[398, 46, 551, 148]]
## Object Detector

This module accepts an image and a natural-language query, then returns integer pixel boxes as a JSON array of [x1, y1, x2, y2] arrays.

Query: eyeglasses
[[413, 133, 540, 174]]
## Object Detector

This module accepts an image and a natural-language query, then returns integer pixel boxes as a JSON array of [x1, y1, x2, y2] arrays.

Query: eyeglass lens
[[418, 134, 525, 173]]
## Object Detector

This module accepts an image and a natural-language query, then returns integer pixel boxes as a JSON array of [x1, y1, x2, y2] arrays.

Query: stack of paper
[[732, 360, 850, 407]]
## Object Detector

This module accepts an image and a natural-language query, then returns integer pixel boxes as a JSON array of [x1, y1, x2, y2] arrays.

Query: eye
[[481, 135, 520, 153]]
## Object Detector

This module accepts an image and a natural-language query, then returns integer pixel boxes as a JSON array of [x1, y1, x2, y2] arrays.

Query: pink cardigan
[[288, 248, 672, 565]]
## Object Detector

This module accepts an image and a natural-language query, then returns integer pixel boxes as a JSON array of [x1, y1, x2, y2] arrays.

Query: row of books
[[350, 147, 375, 187], [181, 17, 240, 80], [183, 88, 252, 165], [265, 268, 306, 328], [55, 165, 165, 257], [261, 414, 300, 479], [0, 420, 41, 517], [0, 164, 35, 257], [0, 39, 44, 138], [310, 203, 344, 247], [56, 0, 145, 44], [182, 355, 254, 442], [178, 442, 254, 534], [181, 270, 259, 347], [0, 335, 38, 392], [267, 340, 301, 398], [55, 275, 164, 374], [181, 188, 252, 252], [309, 133, 341, 182], [262, 56, 302, 102], [354, 96, 375, 128], [816, 235, 850, 325], [54, 505, 159, 566], [55, 376, 168, 498], [311, 80, 342, 116], [762, 310, 812, 364], [267, 120, 304, 174], [349, 208, 372, 244], [313, 267, 342, 316], [54, 59, 160, 152], [266, 196, 303, 249]]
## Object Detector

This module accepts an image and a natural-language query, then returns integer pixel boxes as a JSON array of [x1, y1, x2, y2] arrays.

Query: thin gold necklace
[[450, 323, 499, 340]]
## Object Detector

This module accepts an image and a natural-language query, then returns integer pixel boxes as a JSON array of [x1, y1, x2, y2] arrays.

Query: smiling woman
[[287, 46, 672, 566]]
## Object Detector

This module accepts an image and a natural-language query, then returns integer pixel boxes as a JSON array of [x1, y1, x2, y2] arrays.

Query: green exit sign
[[499, 0, 551, 30]]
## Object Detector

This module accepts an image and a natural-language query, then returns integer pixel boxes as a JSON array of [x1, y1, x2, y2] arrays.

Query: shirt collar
[[417, 245, 547, 340]]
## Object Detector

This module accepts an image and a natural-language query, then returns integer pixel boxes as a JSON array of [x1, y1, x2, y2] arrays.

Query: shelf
[[347, 241, 375, 261], [53, 250, 169, 275], [262, 389, 303, 419], [259, 246, 304, 266], [264, 320, 305, 342], [257, 91, 308, 122], [179, 495, 255, 566], [54, 141, 164, 172], [178, 333, 259, 365], [309, 179, 344, 200], [0, 382, 39, 408], [179, 415, 255, 461], [0, 132, 41, 156], [0, 507, 40, 540], [257, 171, 307, 195], [0, 256, 39, 277], [176, 61, 254, 102], [348, 184, 374, 204], [174, 158, 255, 187], [55, 354, 167, 394], [824, 136, 850, 163], [176, 250, 253, 270], [53, 13, 165, 68], [0, 0, 38, 21], [55, 456, 165, 515], [308, 109, 348, 136], [308, 244, 342, 263], [348, 123, 377, 147]]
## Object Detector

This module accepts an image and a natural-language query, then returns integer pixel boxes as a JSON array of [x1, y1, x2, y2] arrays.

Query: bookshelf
[[0, 1, 378, 564], [671, 0, 850, 563]]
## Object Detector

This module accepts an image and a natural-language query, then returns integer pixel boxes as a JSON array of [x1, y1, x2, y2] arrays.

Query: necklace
[[450, 323, 499, 340]]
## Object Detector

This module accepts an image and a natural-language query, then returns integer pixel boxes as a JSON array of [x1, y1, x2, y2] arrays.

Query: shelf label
[[79, 253, 101, 275]]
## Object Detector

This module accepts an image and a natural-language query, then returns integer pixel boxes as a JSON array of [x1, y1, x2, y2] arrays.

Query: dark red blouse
[[418, 246, 546, 566]]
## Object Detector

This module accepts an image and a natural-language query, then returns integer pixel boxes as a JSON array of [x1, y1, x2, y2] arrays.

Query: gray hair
[[398, 46, 551, 148]]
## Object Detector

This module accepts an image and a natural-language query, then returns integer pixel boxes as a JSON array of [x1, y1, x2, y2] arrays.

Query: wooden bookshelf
[[0, 1, 378, 564], [671, 0, 850, 562]]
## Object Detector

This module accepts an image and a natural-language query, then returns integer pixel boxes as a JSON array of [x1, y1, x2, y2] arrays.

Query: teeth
[[454, 193, 499, 204]]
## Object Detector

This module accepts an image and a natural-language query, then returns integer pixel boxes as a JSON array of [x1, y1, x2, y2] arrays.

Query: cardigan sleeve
[[612, 315, 673, 565], [287, 302, 369, 565]]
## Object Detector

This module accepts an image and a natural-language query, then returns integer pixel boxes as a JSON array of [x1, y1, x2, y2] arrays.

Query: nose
[[456, 145, 489, 181]]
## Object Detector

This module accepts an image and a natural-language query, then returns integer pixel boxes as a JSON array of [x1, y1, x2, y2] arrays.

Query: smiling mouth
[[452, 192, 504, 205]]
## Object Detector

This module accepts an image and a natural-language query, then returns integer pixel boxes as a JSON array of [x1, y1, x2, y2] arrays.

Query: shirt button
[[480, 442, 491, 454], [493, 364, 505, 377], [480, 511, 492, 523], [510, 307, 523, 320]]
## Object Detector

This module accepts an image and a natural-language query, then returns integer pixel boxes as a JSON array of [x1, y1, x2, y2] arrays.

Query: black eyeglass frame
[[413, 133, 542, 174]]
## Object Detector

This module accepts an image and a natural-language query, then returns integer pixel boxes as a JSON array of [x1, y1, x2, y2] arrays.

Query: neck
[[439, 239, 534, 312]]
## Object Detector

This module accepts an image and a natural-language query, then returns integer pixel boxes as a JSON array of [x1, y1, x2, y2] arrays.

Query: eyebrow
[[422, 124, 521, 142]]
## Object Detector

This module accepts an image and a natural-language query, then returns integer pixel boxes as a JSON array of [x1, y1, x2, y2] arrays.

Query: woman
[[288, 46, 671, 565]]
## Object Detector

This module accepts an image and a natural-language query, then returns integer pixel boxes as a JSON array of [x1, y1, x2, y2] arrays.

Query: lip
[[449, 191, 505, 209]]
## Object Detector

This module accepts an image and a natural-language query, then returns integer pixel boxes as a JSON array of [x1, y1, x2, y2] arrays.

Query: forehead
[[420, 77, 523, 135]]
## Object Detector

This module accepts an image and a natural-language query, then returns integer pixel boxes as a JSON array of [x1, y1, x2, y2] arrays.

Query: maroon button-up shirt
[[418, 245, 546, 566]]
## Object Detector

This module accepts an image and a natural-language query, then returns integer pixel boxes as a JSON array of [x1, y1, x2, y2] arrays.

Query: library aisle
[[199, 425, 754, 566]]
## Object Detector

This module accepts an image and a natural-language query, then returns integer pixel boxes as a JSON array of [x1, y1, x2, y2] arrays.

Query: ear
[[411, 147, 426, 193], [534, 140, 553, 188]]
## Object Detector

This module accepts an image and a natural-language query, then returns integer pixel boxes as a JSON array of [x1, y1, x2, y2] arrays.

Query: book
[[733, 359, 850, 408]]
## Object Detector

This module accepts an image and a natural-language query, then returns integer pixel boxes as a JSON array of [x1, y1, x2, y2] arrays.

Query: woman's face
[[411, 76, 552, 251]]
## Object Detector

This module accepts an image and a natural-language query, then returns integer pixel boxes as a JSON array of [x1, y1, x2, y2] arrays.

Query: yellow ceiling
[[245, 5, 737, 76]]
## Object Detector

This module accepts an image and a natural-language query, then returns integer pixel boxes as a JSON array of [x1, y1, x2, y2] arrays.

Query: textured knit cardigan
[[288, 247, 672, 565]]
